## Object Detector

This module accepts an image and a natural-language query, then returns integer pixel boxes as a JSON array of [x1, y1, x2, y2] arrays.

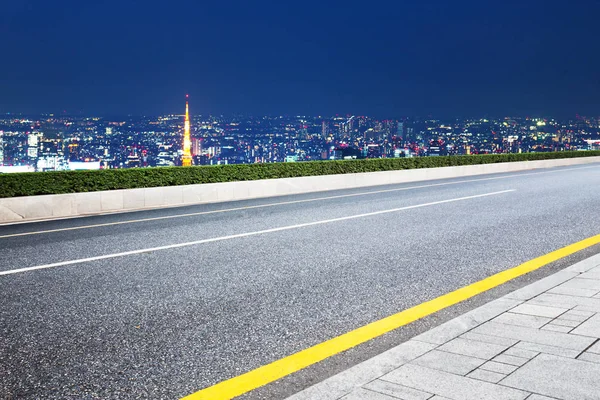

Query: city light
[[0, 111, 598, 172]]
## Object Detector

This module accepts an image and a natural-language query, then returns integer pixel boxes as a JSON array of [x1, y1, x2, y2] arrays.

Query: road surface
[[1, 164, 600, 399]]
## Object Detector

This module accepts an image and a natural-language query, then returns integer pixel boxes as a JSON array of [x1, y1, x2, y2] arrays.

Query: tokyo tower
[[182, 94, 193, 167]]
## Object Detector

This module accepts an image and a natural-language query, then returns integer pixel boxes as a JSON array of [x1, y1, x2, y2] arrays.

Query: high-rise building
[[28, 133, 39, 159], [397, 122, 404, 138], [182, 95, 193, 167], [191, 137, 201, 156], [0, 131, 3, 165], [405, 127, 414, 144], [321, 121, 329, 138]]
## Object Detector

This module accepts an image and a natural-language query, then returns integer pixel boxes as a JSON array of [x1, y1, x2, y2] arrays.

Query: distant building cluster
[[0, 110, 599, 173]]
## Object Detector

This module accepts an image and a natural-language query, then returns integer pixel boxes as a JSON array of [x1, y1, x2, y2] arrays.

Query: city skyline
[[1, 109, 599, 173]]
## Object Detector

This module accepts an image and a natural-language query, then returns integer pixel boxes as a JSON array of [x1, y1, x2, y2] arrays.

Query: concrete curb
[[287, 253, 600, 400], [1, 156, 599, 224]]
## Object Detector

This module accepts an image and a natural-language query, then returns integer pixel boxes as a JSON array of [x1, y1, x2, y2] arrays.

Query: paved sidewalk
[[288, 253, 600, 400]]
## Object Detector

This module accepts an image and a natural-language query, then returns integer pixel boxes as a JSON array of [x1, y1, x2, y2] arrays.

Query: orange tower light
[[182, 94, 193, 167]]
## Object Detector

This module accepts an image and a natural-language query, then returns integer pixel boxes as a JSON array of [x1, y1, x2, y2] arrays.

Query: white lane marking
[[0, 164, 597, 238], [0, 190, 514, 276]]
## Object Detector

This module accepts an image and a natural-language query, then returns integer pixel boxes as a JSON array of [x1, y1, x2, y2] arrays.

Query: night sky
[[2, 0, 599, 117]]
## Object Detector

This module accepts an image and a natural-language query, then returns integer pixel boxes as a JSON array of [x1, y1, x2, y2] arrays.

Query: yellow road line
[[182, 233, 600, 400]]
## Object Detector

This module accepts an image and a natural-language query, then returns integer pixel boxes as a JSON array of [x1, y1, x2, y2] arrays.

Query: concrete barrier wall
[[1, 156, 599, 224]]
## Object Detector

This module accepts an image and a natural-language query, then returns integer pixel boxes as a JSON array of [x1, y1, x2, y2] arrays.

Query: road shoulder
[[287, 253, 600, 400]]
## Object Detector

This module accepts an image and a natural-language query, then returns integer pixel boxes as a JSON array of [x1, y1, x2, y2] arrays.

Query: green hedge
[[1, 151, 599, 198]]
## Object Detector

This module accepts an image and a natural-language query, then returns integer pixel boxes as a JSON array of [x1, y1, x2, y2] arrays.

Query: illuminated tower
[[182, 95, 193, 167]]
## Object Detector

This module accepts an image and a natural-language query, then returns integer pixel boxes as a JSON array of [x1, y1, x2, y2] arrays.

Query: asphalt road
[[1, 164, 600, 399]]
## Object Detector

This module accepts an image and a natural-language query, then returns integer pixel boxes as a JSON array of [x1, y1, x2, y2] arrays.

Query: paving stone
[[479, 360, 518, 375], [382, 363, 529, 400], [413, 298, 522, 345], [570, 313, 600, 338], [460, 332, 518, 347], [509, 304, 567, 318], [493, 354, 530, 367], [563, 309, 595, 317], [466, 368, 506, 383], [342, 388, 402, 400], [526, 298, 573, 309], [412, 317, 481, 346], [531, 293, 600, 312], [500, 354, 600, 400], [412, 350, 485, 376], [472, 321, 595, 351], [286, 340, 436, 400], [541, 324, 572, 333], [561, 277, 600, 291], [586, 340, 600, 354], [578, 271, 600, 280], [556, 312, 590, 322], [438, 337, 509, 360], [492, 312, 552, 329], [429, 397, 452, 400], [563, 256, 600, 273], [525, 395, 556, 400], [513, 341, 580, 358], [363, 380, 433, 400], [504, 270, 577, 301], [547, 285, 599, 298], [548, 318, 579, 328], [589, 264, 600, 272], [573, 305, 600, 314], [503, 348, 539, 359], [578, 352, 600, 364]]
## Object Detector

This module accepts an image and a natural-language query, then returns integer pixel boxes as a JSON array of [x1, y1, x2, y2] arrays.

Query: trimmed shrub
[[1, 151, 599, 198]]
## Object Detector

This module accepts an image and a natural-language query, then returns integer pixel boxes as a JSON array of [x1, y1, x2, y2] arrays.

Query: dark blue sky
[[1, 0, 599, 117]]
